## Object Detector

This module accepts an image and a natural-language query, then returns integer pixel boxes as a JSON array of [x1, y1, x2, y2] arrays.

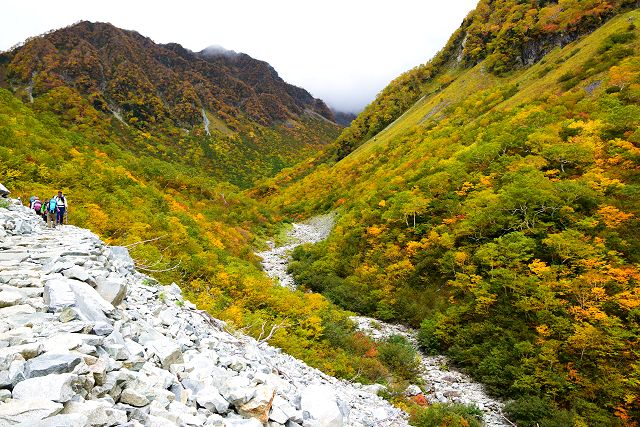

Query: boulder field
[[0, 200, 407, 427]]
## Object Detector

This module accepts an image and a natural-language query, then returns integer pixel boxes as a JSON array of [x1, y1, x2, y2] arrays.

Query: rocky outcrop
[[0, 201, 406, 426]]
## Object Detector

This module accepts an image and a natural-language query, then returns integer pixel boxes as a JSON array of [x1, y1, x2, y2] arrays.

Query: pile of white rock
[[350, 317, 509, 427], [255, 214, 335, 290], [0, 200, 407, 426]]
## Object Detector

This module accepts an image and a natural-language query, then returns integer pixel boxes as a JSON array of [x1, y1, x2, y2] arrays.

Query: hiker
[[54, 191, 67, 226], [41, 201, 48, 222], [32, 197, 43, 215], [29, 196, 36, 209], [46, 195, 57, 228]]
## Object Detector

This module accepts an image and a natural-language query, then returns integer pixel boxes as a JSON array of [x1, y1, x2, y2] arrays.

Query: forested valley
[[2, 1, 640, 425]]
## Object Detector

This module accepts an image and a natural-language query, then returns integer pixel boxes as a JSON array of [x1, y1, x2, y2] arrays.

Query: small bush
[[412, 403, 484, 427], [558, 71, 576, 82], [377, 335, 421, 381], [504, 396, 574, 427], [418, 318, 441, 355]]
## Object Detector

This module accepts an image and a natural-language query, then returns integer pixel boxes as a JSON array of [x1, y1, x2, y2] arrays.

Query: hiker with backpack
[[46, 195, 57, 228], [41, 202, 48, 222], [54, 191, 67, 226], [32, 197, 43, 216]]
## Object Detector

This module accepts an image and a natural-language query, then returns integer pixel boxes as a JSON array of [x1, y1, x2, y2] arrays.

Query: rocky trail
[[0, 201, 407, 427], [257, 215, 510, 427]]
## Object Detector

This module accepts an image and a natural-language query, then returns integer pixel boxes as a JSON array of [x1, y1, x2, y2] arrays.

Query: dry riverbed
[[257, 214, 511, 427]]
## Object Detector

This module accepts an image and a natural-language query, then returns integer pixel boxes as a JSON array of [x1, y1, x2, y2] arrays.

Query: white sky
[[0, 0, 477, 112]]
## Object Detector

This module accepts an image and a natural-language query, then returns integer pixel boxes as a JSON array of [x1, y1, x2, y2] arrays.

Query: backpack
[[33, 200, 42, 211], [49, 199, 57, 212]]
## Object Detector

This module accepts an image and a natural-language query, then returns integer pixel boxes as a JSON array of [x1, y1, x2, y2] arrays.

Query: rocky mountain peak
[[0, 21, 336, 128]]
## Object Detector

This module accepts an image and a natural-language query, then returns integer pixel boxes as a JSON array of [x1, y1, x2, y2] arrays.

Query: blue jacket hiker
[[46, 196, 57, 228]]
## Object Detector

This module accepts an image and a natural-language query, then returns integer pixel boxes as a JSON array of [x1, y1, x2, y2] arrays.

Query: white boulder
[[12, 373, 79, 403], [195, 386, 229, 413], [300, 385, 344, 427], [0, 399, 63, 425]]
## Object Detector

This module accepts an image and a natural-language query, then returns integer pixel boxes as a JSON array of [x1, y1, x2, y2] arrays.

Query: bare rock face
[[0, 399, 63, 425], [12, 374, 79, 403], [0, 201, 408, 427]]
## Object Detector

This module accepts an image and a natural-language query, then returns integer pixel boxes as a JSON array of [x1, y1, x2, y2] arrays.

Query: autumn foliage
[[269, 11, 640, 426]]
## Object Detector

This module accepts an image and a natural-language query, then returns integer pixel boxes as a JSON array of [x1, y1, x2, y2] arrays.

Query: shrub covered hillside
[[262, 6, 640, 426], [330, 0, 639, 161], [0, 87, 426, 391], [0, 21, 341, 187], [0, 23, 422, 393]]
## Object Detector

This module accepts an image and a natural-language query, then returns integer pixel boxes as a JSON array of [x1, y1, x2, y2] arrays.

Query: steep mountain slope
[[0, 87, 421, 397], [0, 21, 341, 187], [331, 0, 638, 161], [262, 4, 640, 426], [0, 19, 435, 406]]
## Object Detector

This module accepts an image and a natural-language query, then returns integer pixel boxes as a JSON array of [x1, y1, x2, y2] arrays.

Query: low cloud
[[0, 0, 478, 114], [200, 45, 239, 58]]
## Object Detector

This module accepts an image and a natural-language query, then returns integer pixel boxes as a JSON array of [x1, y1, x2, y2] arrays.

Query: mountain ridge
[[0, 20, 335, 128], [0, 21, 343, 188]]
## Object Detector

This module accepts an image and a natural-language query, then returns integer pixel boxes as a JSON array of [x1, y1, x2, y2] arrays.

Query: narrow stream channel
[[256, 214, 511, 427]]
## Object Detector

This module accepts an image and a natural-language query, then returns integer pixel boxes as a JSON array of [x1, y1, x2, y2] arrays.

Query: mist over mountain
[[0, 21, 336, 127], [331, 110, 358, 126], [199, 44, 240, 58]]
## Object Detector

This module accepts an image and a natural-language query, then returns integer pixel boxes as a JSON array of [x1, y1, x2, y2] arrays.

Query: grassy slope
[[268, 10, 638, 210], [266, 10, 640, 425]]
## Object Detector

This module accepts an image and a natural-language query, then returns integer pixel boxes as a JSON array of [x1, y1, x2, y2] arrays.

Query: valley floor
[[257, 215, 511, 427]]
